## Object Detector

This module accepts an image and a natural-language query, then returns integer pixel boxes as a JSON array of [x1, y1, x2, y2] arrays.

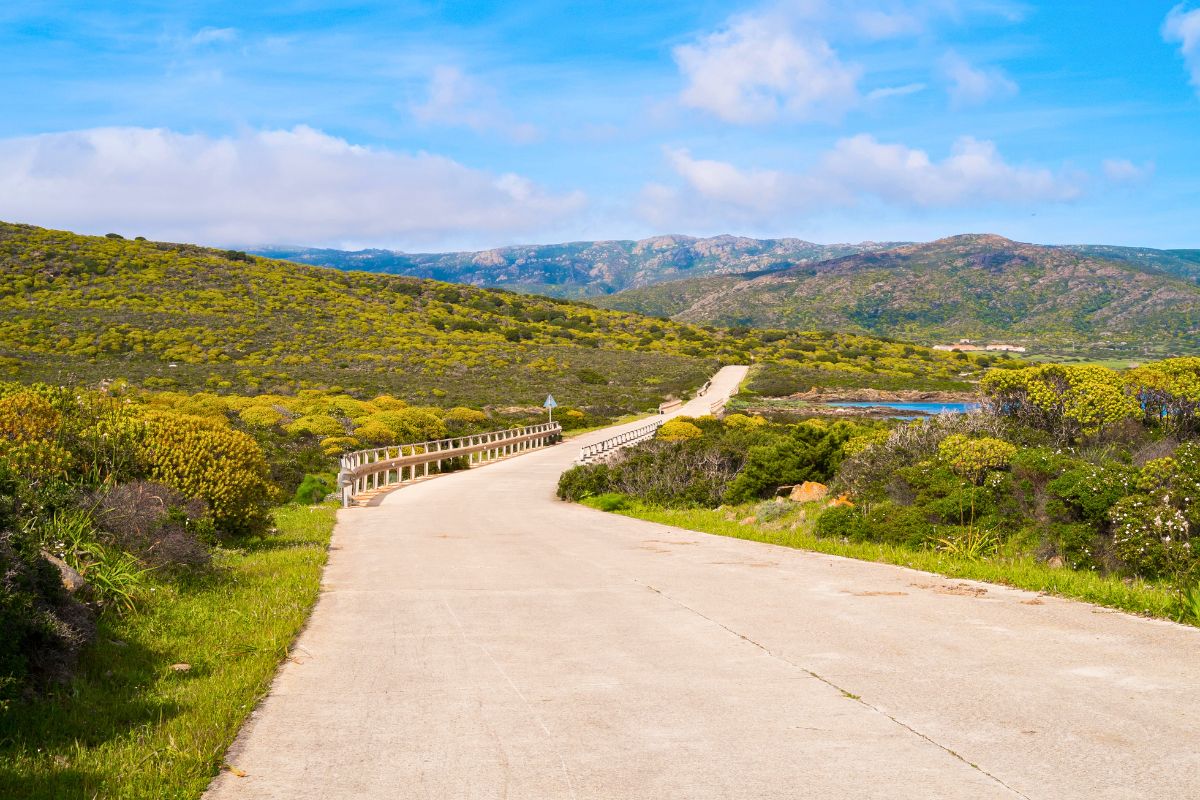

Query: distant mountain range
[[253, 233, 1200, 353], [250, 235, 902, 299], [589, 234, 1200, 350]]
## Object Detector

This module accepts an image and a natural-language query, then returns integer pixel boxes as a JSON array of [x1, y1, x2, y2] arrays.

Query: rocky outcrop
[[788, 482, 829, 503]]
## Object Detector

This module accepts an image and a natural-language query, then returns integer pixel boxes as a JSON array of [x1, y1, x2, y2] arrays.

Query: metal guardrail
[[577, 418, 664, 464], [709, 397, 728, 418], [658, 399, 683, 414], [338, 422, 561, 506]]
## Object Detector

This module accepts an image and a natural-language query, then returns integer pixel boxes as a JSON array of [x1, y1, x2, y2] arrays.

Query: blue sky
[[1, 1, 1198, 250]]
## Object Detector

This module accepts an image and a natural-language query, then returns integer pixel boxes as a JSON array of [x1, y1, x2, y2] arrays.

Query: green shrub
[[725, 421, 864, 503], [0, 526, 94, 707], [814, 506, 869, 540], [865, 503, 934, 548], [1050, 522, 1103, 571], [1109, 495, 1195, 581], [722, 413, 766, 430], [753, 500, 791, 524], [593, 492, 630, 512], [982, 363, 1139, 441], [1172, 443, 1200, 527], [292, 473, 336, 505], [1048, 463, 1135, 524], [557, 463, 612, 501]]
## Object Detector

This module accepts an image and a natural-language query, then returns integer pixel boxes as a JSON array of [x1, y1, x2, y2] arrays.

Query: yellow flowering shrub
[[982, 364, 1138, 440], [138, 410, 276, 535], [722, 413, 766, 429], [0, 392, 61, 442], [284, 414, 344, 437], [658, 418, 703, 442], [238, 404, 284, 428], [937, 434, 1017, 484]]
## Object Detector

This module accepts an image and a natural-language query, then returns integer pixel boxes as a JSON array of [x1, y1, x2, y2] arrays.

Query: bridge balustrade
[[338, 422, 562, 506], [576, 418, 664, 465]]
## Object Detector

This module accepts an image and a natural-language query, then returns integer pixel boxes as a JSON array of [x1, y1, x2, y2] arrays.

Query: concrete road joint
[[636, 580, 1033, 800]]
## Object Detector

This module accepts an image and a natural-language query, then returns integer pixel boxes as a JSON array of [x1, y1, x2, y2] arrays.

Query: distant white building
[[932, 341, 1026, 353]]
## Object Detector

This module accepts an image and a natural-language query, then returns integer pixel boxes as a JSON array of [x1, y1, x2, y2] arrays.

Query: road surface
[[207, 366, 1200, 799]]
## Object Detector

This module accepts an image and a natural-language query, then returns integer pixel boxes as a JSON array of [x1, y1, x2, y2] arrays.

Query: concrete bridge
[[207, 365, 1200, 799]]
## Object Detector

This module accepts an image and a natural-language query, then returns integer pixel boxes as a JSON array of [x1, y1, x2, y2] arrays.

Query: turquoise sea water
[[825, 401, 980, 416]]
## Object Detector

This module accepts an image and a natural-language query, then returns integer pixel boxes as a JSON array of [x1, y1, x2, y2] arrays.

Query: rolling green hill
[[593, 234, 1200, 355], [252, 235, 899, 299], [0, 222, 990, 409]]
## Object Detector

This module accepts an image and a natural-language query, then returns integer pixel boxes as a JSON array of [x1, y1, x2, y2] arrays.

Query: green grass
[[591, 500, 1191, 623], [560, 412, 644, 438], [0, 503, 337, 799]]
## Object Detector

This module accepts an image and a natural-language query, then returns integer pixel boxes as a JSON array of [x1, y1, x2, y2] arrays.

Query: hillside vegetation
[[1064, 244, 1200, 284], [593, 234, 1200, 354], [0, 222, 993, 407], [253, 234, 899, 299]]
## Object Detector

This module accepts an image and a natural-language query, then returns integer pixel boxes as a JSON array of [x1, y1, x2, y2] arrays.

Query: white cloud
[[866, 82, 927, 101], [663, 148, 798, 212], [673, 13, 861, 124], [1102, 158, 1155, 183], [411, 66, 540, 143], [821, 135, 1078, 205], [641, 135, 1081, 228], [190, 27, 238, 46], [1163, 4, 1200, 91], [940, 51, 1018, 106], [0, 126, 584, 247]]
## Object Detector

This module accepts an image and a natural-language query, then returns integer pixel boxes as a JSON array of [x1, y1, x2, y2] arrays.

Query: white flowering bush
[[1109, 495, 1194, 581]]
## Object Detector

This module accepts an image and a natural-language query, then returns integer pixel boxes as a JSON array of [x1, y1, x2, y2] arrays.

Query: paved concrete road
[[207, 366, 1200, 800]]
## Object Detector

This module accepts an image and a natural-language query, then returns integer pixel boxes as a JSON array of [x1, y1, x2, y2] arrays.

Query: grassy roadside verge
[[591, 500, 1189, 623], [561, 413, 644, 438], [0, 503, 337, 799]]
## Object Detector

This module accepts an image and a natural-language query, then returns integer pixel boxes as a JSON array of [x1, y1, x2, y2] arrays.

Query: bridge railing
[[577, 418, 663, 464], [709, 397, 728, 418], [338, 422, 561, 506]]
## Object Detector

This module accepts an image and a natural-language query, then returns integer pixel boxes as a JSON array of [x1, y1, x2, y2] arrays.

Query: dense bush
[[818, 360, 1200, 588], [139, 410, 276, 536], [0, 527, 95, 707], [0, 460, 95, 707], [88, 481, 213, 570], [292, 473, 336, 505], [725, 421, 864, 503], [937, 435, 1017, 483], [657, 418, 703, 441], [559, 416, 876, 508], [982, 364, 1139, 441]]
